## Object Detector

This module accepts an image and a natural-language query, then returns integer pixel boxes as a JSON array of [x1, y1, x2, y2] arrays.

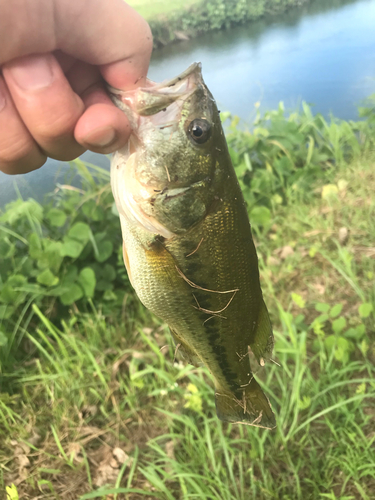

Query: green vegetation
[[0, 164, 133, 372], [1, 96, 375, 499], [128, 0, 202, 21], [128, 0, 313, 47]]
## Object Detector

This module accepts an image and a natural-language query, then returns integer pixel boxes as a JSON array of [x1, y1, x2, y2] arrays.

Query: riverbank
[[129, 0, 313, 47], [1, 98, 375, 498]]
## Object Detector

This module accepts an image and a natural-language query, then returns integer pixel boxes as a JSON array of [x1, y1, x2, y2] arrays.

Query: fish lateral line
[[175, 265, 239, 294]]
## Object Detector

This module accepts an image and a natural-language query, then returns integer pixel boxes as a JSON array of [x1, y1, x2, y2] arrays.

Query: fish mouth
[[107, 63, 204, 128]]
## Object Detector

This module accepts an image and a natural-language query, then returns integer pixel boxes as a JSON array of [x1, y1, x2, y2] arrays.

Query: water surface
[[1, 0, 374, 206], [149, 0, 375, 121]]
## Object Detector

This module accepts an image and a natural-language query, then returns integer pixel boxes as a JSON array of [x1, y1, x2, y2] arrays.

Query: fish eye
[[187, 118, 211, 144]]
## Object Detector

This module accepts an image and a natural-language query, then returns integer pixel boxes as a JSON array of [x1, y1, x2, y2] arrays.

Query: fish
[[109, 63, 276, 429]]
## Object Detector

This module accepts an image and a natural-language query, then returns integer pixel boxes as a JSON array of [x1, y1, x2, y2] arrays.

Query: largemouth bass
[[109, 63, 275, 429]]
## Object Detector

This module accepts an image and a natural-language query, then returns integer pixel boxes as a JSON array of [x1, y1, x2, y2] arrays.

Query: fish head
[[109, 63, 226, 237]]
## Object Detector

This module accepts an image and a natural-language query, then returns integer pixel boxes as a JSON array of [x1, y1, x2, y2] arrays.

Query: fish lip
[[107, 62, 203, 127], [107, 62, 202, 99], [143, 62, 203, 93]]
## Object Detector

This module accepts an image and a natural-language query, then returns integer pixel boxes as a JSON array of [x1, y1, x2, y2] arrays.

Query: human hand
[[0, 0, 152, 175]]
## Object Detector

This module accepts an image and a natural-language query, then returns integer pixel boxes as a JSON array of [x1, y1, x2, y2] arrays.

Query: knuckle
[[131, 11, 153, 56], [0, 133, 37, 164], [33, 108, 79, 140], [140, 23, 153, 58], [142, 22, 153, 53]]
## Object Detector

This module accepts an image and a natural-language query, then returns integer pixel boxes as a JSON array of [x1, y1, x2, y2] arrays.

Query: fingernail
[[85, 127, 117, 148], [8, 54, 54, 90], [0, 86, 5, 112]]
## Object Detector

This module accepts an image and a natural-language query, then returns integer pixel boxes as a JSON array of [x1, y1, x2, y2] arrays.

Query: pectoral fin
[[215, 377, 276, 429]]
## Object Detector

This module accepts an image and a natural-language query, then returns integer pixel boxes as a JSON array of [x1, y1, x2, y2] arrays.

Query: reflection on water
[[1, 0, 374, 206], [149, 0, 375, 121]]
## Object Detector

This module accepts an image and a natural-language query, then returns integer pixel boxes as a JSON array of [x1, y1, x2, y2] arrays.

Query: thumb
[[54, 0, 153, 89], [1, 0, 153, 89]]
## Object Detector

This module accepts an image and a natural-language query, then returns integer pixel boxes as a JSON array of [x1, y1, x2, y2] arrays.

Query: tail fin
[[215, 377, 276, 429]]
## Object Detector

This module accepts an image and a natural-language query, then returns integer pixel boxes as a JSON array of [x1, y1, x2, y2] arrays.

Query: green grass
[[127, 0, 202, 21], [1, 150, 374, 499]]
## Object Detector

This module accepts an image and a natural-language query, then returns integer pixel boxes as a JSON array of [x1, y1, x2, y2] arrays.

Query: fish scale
[[110, 63, 276, 428]]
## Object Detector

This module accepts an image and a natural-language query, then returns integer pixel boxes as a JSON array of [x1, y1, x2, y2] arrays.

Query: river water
[[1, 0, 375, 206]]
